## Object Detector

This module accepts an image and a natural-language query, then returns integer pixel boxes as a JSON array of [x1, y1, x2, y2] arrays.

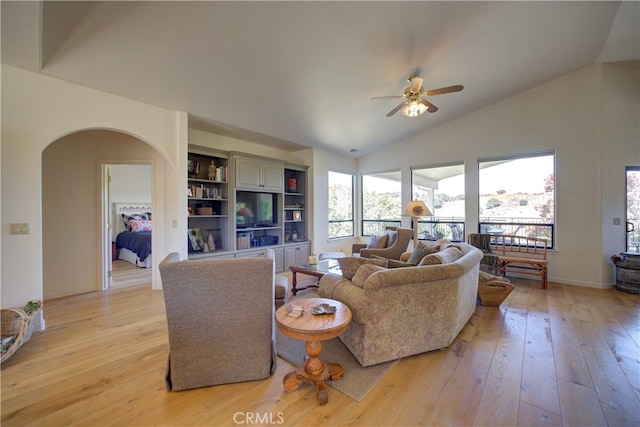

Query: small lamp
[[402, 200, 432, 244]]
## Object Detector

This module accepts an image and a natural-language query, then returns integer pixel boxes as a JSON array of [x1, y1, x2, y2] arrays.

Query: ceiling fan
[[371, 75, 464, 117]]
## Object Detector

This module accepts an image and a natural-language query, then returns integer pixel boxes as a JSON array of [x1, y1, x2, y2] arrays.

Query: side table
[[275, 297, 352, 405]]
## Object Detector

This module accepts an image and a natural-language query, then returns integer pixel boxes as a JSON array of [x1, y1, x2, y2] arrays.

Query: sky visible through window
[[437, 156, 554, 196]]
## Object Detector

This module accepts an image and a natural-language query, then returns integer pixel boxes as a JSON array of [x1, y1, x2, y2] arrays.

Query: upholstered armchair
[[352, 227, 412, 260], [159, 253, 276, 391]]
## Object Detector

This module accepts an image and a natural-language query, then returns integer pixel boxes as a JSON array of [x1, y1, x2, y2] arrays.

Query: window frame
[[360, 170, 402, 237], [328, 170, 355, 239], [477, 151, 556, 248], [411, 163, 466, 242]]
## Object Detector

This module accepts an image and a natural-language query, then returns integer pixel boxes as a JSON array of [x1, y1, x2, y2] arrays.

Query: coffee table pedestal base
[[282, 340, 344, 405]]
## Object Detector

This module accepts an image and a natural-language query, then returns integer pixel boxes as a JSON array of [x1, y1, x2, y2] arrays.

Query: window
[[411, 164, 465, 242], [478, 152, 555, 247], [626, 166, 640, 253], [328, 171, 354, 239], [361, 171, 402, 236]]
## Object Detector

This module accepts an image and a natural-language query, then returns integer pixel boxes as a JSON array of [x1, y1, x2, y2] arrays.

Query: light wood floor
[[111, 259, 152, 288], [2, 277, 639, 426]]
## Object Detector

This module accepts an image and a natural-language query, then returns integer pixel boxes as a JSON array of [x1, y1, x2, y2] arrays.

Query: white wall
[[1, 64, 184, 308], [311, 149, 358, 256], [110, 164, 152, 204], [359, 63, 639, 288], [601, 64, 640, 282]]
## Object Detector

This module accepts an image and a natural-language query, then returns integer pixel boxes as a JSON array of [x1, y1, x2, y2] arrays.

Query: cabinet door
[[235, 157, 263, 189], [284, 243, 311, 268], [262, 161, 284, 192], [272, 247, 285, 272], [297, 243, 310, 264], [284, 246, 299, 269]]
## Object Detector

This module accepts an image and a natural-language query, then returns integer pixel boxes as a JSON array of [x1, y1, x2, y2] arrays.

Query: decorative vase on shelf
[[291, 230, 298, 242], [287, 176, 297, 193], [208, 233, 216, 252], [285, 229, 291, 242]]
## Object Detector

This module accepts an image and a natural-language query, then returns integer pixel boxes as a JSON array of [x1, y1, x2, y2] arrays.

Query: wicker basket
[[196, 207, 213, 215], [478, 281, 515, 307], [1, 301, 42, 363]]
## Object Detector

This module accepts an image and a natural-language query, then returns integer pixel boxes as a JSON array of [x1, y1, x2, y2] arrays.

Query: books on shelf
[[189, 184, 224, 199]]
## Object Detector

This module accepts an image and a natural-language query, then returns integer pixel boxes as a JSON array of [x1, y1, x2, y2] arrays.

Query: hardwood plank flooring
[[1, 279, 639, 426], [111, 260, 152, 288]]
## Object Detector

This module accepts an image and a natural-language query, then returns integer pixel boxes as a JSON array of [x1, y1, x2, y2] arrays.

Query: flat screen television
[[236, 191, 277, 228]]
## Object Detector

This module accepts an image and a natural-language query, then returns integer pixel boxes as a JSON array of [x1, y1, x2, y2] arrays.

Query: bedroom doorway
[[102, 162, 153, 289]]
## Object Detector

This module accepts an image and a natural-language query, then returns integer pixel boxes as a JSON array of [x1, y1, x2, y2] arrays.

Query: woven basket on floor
[[478, 280, 515, 306], [1, 301, 42, 363]]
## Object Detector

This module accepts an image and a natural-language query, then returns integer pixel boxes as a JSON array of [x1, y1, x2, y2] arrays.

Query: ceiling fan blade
[[386, 101, 407, 117], [425, 84, 464, 97], [370, 95, 403, 100], [409, 77, 424, 93], [420, 98, 439, 113]]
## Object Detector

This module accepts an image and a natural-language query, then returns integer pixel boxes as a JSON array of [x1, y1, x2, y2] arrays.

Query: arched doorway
[[42, 130, 157, 299]]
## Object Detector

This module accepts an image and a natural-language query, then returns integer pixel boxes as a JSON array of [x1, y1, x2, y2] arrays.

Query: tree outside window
[[361, 171, 402, 236], [328, 171, 354, 239]]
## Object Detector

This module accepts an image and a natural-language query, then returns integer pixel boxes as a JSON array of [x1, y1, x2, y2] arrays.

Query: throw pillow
[[366, 233, 389, 249], [130, 219, 152, 232], [351, 264, 387, 288], [338, 257, 388, 280], [407, 241, 439, 264], [387, 259, 416, 268], [418, 246, 463, 266], [385, 229, 398, 247], [439, 242, 463, 251], [419, 253, 442, 266], [369, 254, 414, 268]]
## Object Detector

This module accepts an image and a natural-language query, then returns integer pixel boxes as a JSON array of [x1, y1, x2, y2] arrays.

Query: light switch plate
[[10, 223, 30, 235]]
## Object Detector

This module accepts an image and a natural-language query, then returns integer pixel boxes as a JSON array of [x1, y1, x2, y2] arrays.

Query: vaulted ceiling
[[2, 1, 639, 157]]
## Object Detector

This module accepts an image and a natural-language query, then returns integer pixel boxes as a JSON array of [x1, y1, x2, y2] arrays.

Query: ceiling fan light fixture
[[401, 100, 428, 117]]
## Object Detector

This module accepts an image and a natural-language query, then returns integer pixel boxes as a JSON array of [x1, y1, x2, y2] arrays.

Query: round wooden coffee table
[[275, 297, 352, 405]]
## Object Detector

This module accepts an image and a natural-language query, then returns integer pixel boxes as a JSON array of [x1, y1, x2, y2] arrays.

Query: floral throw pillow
[[130, 219, 152, 232]]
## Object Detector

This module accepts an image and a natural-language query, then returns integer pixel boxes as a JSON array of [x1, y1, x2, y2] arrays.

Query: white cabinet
[[284, 242, 310, 269], [234, 247, 284, 272], [235, 156, 284, 192]]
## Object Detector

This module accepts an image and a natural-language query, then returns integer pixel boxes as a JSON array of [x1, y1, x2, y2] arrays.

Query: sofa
[[318, 241, 482, 366], [159, 252, 276, 391]]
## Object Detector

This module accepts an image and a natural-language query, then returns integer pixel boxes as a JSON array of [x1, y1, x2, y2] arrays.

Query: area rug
[[276, 330, 398, 402]]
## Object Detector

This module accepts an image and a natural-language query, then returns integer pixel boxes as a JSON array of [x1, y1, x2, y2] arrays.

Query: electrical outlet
[[10, 223, 30, 235], [172, 219, 178, 228], [613, 218, 621, 225]]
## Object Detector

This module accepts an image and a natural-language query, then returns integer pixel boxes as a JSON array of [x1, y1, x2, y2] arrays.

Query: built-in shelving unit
[[185, 148, 310, 271], [187, 146, 230, 259], [283, 165, 310, 269]]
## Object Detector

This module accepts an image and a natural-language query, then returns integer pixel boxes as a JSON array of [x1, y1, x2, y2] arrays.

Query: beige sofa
[[318, 241, 482, 366]]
